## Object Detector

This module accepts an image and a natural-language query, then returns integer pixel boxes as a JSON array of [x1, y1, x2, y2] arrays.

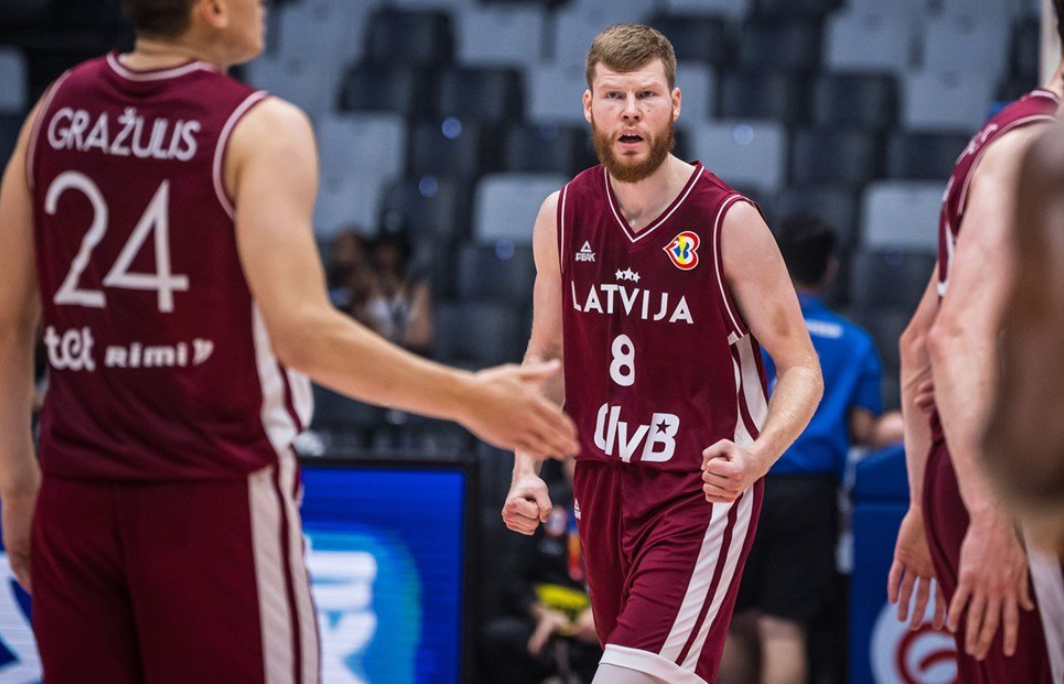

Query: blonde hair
[[585, 24, 677, 91]]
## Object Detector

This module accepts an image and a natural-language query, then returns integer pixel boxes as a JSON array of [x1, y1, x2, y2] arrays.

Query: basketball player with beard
[[501, 24, 823, 684]]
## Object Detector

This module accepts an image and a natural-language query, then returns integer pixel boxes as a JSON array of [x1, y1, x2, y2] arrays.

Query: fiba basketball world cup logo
[[871, 601, 957, 684]]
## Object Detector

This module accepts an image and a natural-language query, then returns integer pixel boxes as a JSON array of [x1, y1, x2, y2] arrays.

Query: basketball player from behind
[[502, 25, 822, 684], [0, 0, 578, 682], [888, 3, 1064, 679]]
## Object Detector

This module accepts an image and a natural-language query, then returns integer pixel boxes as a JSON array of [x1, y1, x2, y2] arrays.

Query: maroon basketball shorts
[[922, 439, 1053, 684], [573, 459, 762, 684], [31, 461, 319, 684]]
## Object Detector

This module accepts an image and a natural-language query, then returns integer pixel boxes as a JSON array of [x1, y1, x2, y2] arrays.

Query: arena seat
[[738, 19, 821, 73], [314, 176, 387, 238], [812, 72, 899, 132], [526, 61, 590, 125], [473, 173, 567, 243], [317, 113, 406, 183], [456, 242, 536, 307], [902, 70, 996, 132], [824, 10, 914, 74], [688, 120, 788, 195], [790, 128, 882, 188], [338, 64, 437, 118], [775, 185, 861, 246], [860, 181, 944, 251], [886, 131, 970, 180], [436, 66, 524, 124], [363, 8, 454, 67], [0, 48, 26, 113], [752, 0, 840, 19], [380, 177, 471, 244], [849, 249, 937, 312], [408, 119, 501, 180], [503, 122, 592, 176], [718, 70, 808, 124], [435, 301, 526, 366], [455, 5, 546, 68], [646, 14, 730, 66]]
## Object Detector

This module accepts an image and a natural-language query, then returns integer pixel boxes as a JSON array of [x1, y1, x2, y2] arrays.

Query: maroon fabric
[[923, 441, 1052, 683], [558, 162, 766, 474], [29, 52, 286, 480], [30, 475, 305, 684]]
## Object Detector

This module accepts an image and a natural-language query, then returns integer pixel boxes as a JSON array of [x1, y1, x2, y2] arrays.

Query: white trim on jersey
[[252, 305, 313, 457], [956, 113, 1058, 223], [603, 165, 702, 244], [249, 465, 297, 684], [25, 70, 73, 191], [213, 90, 270, 219], [712, 195, 748, 337], [1027, 537, 1064, 684], [601, 645, 708, 684], [735, 335, 769, 429], [105, 52, 216, 81], [559, 183, 569, 273]]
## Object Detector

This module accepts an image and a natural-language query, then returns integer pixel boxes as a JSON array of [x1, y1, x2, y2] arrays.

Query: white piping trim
[[105, 52, 214, 82], [713, 195, 746, 336], [736, 336, 768, 430], [604, 164, 703, 244], [253, 305, 299, 458], [956, 114, 1057, 216], [1027, 536, 1064, 683], [213, 90, 270, 219], [559, 184, 569, 273], [279, 452, 319, 684], [26, 70, 73, 190], [1030, 88, 1061, 102], [659, 500, 734, 662], [601, 645, 708, 684], [680, 490, 755, 671], [249, 466, 294, 684]]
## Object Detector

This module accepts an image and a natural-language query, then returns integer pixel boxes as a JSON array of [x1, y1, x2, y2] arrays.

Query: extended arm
[[0, 102, 44, 591], [702, 202, 822, 501], [503, 193, 567, 535], [228, 99, 576, 458]]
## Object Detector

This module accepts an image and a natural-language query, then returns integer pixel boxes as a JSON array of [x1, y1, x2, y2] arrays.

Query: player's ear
[[671, 87, 681, 121], [195, 0, 229, 30], [583, 89, 593, 124]]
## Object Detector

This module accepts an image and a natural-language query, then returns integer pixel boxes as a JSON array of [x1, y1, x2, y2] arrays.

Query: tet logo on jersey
[[664, 231, 700, 271]]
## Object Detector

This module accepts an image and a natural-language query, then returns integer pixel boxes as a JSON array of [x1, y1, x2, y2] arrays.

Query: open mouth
[[619, 134, 644, 144]]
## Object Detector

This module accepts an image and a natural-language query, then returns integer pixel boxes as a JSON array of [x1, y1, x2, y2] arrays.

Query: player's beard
[[592, 112, 675, 184]]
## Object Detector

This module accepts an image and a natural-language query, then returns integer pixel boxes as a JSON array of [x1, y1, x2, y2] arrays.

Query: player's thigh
[[125, 466, 319, 684], [573, 459, 625, 645], [601, 483, 761, 684], [32, 478, 145, 684]]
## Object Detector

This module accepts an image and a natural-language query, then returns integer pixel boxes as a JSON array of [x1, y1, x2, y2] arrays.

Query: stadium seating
[[646, 14, 731, 66], [886, 131, 970, 180], [718, 70, 808, 124], [408, 119, 501, 180], [824, 10, 914, 74], [337, 64, 437, 118], [812, 72, 899, 131], [503, 122, 594, 176], [436, 66, 524, 123], [456, 242, 536, 307], [775, 185, 861, 246], [0, 48, 26, 113], [435, 301, 526, 366], [861, 181, 944, 250], [317, 113, 406, 183], [688, 121, 788, 195], [363, 8, 454, 67], [738, 19, 821, 73], [903, 69, 996, 131], [790, 128, 882, 188], [455, 5, 546, 68], [849, 249, 937, 312], [473, 173, 567, 243]]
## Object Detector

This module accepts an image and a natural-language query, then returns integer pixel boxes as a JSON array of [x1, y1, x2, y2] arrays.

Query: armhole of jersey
[[557, 182, 570, 275], [956, 114, 1058, 221], [212, 89, 271, 219], [713, 194, 761, 344], [25, 70, 73, 192]]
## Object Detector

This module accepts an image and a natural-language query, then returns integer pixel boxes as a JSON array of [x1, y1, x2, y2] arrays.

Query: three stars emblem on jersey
[[664, 231, 700, 271]]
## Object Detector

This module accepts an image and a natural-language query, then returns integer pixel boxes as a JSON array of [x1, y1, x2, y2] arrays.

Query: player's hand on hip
[[701, 439, 766, 503], [502, 470, 552, 536], [913, 379, 936, 415], [0, 484, 39, 594], [461, 361, 578, 459], [948, 510, 1034, 660], [888, 507, 946, 631]]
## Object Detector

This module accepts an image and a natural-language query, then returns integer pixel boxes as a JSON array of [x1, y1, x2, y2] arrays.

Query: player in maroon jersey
[[0, 0, 578, 682], [501, 24, 823, 684], [888, 4, 1064, 680]]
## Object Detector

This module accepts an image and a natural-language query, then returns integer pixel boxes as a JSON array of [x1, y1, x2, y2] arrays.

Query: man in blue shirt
[[722, 216, 902, 684]]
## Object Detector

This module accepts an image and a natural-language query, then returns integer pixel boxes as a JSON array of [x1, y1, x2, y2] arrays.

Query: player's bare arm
[[227, 98, 578, 459], [927, 124, 1045, 660], [985, 124, 1064, 547], [701, 202, 822, 504], [890, 270, 946, 631], [0, 100, 45, 592], [504, 192, 565, 536]]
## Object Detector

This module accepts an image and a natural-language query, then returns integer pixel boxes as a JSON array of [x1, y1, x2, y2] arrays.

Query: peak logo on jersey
[[664, 232, 700, 270], [576, 241, 596, 263]]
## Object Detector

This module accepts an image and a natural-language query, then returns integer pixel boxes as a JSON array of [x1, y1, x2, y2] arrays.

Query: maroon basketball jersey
[[559, 162, 768, 474], [28, 52, 312, 480], [938, 89, 1059, 296]]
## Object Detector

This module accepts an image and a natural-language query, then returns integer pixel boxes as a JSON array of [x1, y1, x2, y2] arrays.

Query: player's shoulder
[[232, 95, 313, 141]]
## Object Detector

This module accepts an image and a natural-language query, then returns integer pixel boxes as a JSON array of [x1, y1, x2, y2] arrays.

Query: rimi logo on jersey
[[576, 241, 596, 262], [664, 231, 700, 270]]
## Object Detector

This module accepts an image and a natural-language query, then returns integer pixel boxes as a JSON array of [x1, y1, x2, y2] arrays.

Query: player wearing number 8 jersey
[[502, 24, 822, 684], [0, 1, 578, 682]]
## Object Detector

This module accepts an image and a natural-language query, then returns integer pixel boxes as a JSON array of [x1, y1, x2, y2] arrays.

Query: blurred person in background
[[482, 458, 601, 684], [723, 215, 902, 684], [325, 227, 374, 322], [364, 230, 434, 356]]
